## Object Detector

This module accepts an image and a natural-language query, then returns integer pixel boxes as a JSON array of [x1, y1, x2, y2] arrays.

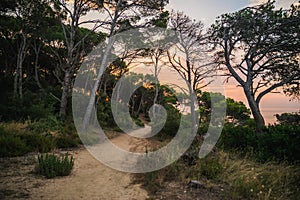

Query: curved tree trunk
[[244, 88, 265, 132]]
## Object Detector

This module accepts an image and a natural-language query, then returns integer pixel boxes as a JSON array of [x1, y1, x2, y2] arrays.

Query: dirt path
[[1, 131, 161, 200], [30, 134, 150, 200]]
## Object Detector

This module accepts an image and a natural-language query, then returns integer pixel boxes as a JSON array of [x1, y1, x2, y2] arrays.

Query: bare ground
[[0, 133, 150, 200], [0, 131, 225, 200]]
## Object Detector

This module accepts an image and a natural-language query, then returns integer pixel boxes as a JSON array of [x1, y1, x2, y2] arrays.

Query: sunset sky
[[167, 0, 298, 27], [151, 0, 300, 123], [82, 0, 300, 123]]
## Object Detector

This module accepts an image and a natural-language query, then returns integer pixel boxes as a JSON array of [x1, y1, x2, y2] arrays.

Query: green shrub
[[133, 118, 145, 127], [0, 88, 58, 121], [199, 156, 223, 180], [27, 115, 63, 134], [218, 123, 300, 163], [0, 125, 56, 157], [0, 127, 29, 157], [152, 104, 180, 137], [218, 123, 257, 150], [35, 153, 74, 178], [258, 125, 300, 162], [0, 121, 80, 157], [17, 133, 55, 153], [56, 136, 79, 148], [276, 112, 300, 126]]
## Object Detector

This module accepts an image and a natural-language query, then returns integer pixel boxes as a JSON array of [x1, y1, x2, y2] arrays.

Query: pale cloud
[[248, 0, 298, 8]]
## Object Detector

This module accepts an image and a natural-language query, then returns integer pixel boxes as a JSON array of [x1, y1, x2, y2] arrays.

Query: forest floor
[[0, 130, 223, 200]]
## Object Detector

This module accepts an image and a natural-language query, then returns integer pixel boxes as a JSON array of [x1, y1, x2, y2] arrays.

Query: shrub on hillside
[[258, 125, 300, 162]]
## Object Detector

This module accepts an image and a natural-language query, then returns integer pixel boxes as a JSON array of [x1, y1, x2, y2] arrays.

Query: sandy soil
[[0, 129, 224, 200], [0, 133, 154, 200]]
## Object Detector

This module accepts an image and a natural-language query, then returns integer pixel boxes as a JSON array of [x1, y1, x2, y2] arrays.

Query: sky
[[82, 0, 300, 123], [167, 0, 248, 26], [162, 0, 300, 123], [167, 0, 298, 27]]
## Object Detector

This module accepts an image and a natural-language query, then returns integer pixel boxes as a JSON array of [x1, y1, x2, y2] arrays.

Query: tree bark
[[244, 88, 265, 131], [82, 0, 123, 132], [60, 69, 71, 117], [82, 36, 115, 131], [14, 34, 27, 102], [33, 42, 43, 90], [153, 56, 159, 118]]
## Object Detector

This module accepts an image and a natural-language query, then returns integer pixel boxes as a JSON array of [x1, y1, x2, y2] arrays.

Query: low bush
[[151, 104, 180, 138], [218, 123, 300, 163], [0, 126, 29, 157], [275, 112, 300, 126], [0, 121, 80, 157], [258, 125, 300, 162], [198, 155, 223, 180], [27, 115, 63, 135], [0, 88, 58, 121], [27, 117, 80, 149], [133, 118, 145, 127], [35, 153, 74, 179], [18, 133, 55, 153], [56, 136, 79, 148]]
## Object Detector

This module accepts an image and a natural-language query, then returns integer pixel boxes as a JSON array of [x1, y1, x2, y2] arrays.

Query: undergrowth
[[35, 153, 74, 179], [137, 150, 300, 200], [0, 118, 80, 157]]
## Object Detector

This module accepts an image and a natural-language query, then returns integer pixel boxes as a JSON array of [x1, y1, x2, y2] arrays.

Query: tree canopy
[[210, 0, 300, 129]]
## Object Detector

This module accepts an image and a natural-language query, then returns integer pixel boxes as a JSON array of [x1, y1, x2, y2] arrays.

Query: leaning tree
[[210, 0, 300, 130]]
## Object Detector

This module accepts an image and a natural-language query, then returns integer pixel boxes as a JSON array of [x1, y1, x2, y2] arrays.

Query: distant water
[[261, 107, 299, 124], [224, 82, 299, 124]]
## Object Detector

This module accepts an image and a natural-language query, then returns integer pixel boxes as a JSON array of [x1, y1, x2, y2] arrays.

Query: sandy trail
[[29, 133, 151, 200], [0, 127, 164, 200]]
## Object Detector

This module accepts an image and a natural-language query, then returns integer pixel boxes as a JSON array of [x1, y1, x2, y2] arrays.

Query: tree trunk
[[33, 41, 43, 90], [18, 60, 23, 101], [14, 64, 19, 99], [186, 60, 197, 132], [82, 36, 115, 131], [244, 88, 265, 131], [60, 69, 71, 117], [153, 57, 159, 118], [82, 0, 125, 131], [136, 93, 144, 117], [14, 35, 27, 102], [34, 55, 43, 90]]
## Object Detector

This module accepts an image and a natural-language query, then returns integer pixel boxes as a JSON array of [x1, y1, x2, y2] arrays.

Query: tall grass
[[138, 150, 300, 200], [219, 151, 300, 199]]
